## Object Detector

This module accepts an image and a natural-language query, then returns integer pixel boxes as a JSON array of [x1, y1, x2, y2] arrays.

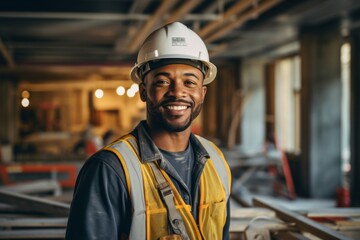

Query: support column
[[300, 21, 342, 198], [241, 59, 266, 153], [0, 79, 17, 162], [350, 29, 360, 206]]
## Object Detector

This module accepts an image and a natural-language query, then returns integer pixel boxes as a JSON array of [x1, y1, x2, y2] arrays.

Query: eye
[[184, 79, 197, 87], [154, 79, 169, 86]]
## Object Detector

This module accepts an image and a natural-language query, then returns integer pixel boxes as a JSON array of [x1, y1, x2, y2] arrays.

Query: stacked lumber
[[0, 181, 69, 239]]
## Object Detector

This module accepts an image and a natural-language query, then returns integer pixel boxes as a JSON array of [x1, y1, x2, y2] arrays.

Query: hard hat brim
[[130, 60, 217, 85]]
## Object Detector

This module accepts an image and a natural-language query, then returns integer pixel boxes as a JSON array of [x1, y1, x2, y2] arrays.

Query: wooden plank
[[230, 218, 292, 232], [0, 190, 69, 216], [0, 229, 65, 239], [0, 217, 67, 227], [253, 197, 352, 240], [0, 180, 62, 196], [0, 203, 41, 216], [231, 207, 276, 219], [302, 208, 360, 218], [275, 231, 310, 240]]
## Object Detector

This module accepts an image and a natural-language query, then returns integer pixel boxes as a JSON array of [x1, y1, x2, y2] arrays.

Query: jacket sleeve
[[66, 150, 131, 240]]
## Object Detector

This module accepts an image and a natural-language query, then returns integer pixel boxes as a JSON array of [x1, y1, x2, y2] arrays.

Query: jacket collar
[[133, 120, 209, 164]]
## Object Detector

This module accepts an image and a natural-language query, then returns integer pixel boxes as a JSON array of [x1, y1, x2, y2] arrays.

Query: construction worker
[[66, 22, 231, 240]]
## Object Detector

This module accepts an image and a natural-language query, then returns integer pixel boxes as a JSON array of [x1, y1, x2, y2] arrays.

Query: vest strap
[[196, 136, 230, 199], [149, 162, 190, 240]]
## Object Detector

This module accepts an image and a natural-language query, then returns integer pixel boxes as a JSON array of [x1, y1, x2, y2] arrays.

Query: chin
[[162, 119, 192, 132]]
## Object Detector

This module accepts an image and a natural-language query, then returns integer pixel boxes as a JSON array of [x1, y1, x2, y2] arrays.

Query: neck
[[146, 121, 192, 152]]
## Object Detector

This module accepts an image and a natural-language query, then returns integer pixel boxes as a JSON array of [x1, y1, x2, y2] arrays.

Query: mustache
[[158, 98, 194, 107]]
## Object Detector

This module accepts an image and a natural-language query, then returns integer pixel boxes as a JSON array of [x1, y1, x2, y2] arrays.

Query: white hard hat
[[130, 22, 217, 85]]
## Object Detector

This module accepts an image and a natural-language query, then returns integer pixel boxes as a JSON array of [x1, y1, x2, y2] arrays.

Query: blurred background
[[0, 0, 360, 239]]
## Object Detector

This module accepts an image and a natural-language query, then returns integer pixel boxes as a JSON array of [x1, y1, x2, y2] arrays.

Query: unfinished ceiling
[[0, 0, 359, 81]]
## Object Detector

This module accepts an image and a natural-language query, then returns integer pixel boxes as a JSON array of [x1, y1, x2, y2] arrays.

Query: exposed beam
[[0, 12, 149, 21], [253, 197, 352, 240], [20, 79, 133, 92], [165, 0, 203, 24], [0, 38, 15, 68], [0, 11, 217, 21], [0, 217, 67, 227], [199, 0, 253, 38], [202, 1, 221, 14], [205, 0, 282, 43], [209, 43, 229, 58], [127, 0, 179, 53], [128, 0, 151, 14]]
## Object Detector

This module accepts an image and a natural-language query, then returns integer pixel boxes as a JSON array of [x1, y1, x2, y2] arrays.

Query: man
[[66, 22, 231, 240]]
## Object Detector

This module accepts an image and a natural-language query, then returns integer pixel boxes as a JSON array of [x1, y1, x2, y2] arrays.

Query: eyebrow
[[153, 72, 200, 80]]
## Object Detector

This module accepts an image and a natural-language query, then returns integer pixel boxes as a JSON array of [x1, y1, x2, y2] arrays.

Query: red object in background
[[85, 139, 97, 156], [336, 186, 350, 207], [264, 135, 296, 200]]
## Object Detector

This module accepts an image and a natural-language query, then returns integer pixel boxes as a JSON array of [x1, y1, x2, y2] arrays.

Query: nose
[[167, 81, 185, 99]]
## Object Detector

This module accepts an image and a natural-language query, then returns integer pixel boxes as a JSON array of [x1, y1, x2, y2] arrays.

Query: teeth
[[166, 105, 187, 110]]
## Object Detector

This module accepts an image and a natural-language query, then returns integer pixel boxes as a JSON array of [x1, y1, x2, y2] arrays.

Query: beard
[[146, 98, 203, 132]]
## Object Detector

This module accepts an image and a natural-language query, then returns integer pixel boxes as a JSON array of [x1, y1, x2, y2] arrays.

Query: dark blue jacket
[[66, 121, 230, 239]]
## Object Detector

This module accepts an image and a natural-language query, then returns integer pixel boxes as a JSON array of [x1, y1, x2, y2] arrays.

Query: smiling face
[[140, 64, 207, 133]]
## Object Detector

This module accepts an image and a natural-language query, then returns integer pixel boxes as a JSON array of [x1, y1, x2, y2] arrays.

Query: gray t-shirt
[[160, 144, 195, 192]]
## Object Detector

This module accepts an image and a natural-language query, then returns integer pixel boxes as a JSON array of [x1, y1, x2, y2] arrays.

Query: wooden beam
[[127, 0, 178, 53], [230, 217, 293, 232], [0, 38, 15, 68], [253, 197, 352, 240], [0, 190, 70, 217], [231, 207, 276, 218], [0, 217, 67, 227], [205, 0, 282, 43], [303, 208, 360, 218], [165, 0, 203, 24], [199, 0, 253, 38], [275, 231, 310, 240], [0, 180, 62, 196], [209, 43, 229, 58]]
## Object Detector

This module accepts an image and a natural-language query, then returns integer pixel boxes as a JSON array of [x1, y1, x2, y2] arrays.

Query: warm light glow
[[127, 88, 136, 98], [130, 83, 139, 92], [21, 98, 30, 107], [22, 90, 30, 98], [95, 89, 104, 98], [116, 86, 125, 96]]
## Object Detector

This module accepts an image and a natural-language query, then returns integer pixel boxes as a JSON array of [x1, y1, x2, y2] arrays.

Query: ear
[[201, 86, 207, 102], [139, 83, 147, 102]]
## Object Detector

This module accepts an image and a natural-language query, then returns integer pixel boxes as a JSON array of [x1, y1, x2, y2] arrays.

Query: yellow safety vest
[[104, 134, 231, 240]]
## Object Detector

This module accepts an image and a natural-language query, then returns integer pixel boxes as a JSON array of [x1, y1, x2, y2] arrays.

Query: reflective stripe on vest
[[196, 135, 231, 199], [105, 135, 230, 239], [104, 136, 146, 240]]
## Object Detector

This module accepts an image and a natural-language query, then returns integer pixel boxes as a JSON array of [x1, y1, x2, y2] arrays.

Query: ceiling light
[[21, 98, 30, 108], [22, 90, 30, 98], [127, 88, 136, 98], [95, 89, 104, 98], [116, 86, 125, 96], [130, 83, 139, 92]]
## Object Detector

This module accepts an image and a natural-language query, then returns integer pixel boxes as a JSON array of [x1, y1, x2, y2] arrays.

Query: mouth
[[165, 105, 188, 111], [162, 101, 191, 115]]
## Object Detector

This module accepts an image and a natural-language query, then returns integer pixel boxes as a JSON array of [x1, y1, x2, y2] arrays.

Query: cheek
[[146, 88, 163, 104], [193, 90, 205, 103]]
